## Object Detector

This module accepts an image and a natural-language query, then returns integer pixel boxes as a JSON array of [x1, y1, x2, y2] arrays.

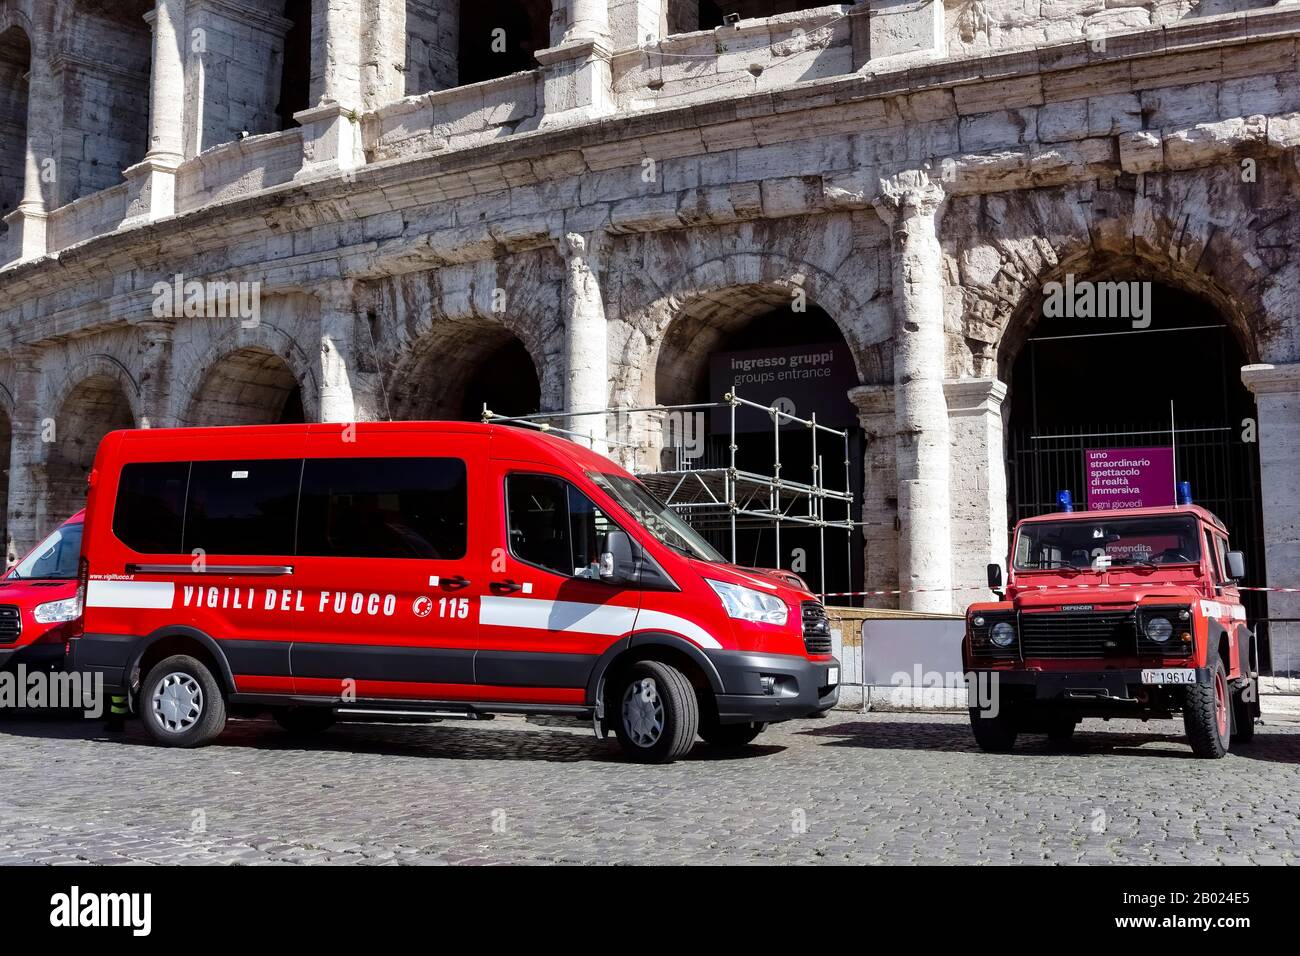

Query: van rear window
[[113, 462, 190, 553], [297, 457, 467, 560]]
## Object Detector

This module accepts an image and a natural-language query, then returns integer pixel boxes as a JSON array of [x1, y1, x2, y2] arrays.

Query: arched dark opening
[[458, 0, 551, 86], [654, 295, 863, 598], [51, 375, 134, 522], [0, 25, 31, 240], [277, 0, 312, 129], [691, 1, 826, 31], [459, 337, 541, 421], [186, 347, 305, 427], [392, 324, 541, 422], [1004, 280, 1268, 627]]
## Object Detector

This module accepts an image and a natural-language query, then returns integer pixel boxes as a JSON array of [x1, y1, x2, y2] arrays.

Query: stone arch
[[616, 251, 890, 410], [175, 321, 320, 426], [46, 360, 139, 522]]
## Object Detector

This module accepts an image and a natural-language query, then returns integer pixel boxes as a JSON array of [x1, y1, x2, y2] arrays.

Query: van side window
[[506, 474, 617, 579], [184, 460, 302, 556], [113, 462, 190, 553], [298, 457, 468, 559]]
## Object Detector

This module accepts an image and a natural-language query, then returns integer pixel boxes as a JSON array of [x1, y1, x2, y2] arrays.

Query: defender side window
[[506, 474, 618, 579]]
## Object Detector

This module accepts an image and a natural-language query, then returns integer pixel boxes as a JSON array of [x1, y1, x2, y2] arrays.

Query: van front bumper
[[706, 650, 840, 724]]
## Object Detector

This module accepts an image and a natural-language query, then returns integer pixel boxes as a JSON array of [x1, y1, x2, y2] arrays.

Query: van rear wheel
[[611, 660, 699, 764], [140, 654, 226, 748]]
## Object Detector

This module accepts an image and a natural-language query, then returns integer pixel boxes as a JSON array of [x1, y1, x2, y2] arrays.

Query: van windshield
[[1014, 515, 1202, 571], [589, 473, 725, 563], [9, 522, 84, 581]]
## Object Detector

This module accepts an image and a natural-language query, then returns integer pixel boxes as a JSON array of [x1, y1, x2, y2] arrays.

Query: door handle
[[490, 579, 524, 594], [442, 575, 471, 589]]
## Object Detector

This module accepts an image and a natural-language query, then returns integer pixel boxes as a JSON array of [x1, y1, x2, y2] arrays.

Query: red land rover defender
[[964, 505, 1257, 759], [69, 422, 839, 762], [0, 512, 86, 674]]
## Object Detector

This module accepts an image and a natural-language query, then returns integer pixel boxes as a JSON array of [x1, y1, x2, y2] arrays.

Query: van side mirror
[[987, 563, 1003, 590], [1225, 551, 1245, 581], [600, 530, 637, 584]]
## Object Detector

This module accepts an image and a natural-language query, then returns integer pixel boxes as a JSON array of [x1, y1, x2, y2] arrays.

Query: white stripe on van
[[87, 580, 176, 610], [478, 596, 722, 649]]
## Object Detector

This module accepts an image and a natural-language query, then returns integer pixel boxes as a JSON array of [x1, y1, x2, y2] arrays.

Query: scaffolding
[[483, 389, 856, 601]]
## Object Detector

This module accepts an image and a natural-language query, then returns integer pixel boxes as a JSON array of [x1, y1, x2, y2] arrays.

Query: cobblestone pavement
[[1, 709, 1298, 865]]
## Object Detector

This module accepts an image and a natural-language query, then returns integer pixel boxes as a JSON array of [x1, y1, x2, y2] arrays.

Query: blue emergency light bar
[[1056, 489, 1074, 512], [1177, 481, 1193, 505]]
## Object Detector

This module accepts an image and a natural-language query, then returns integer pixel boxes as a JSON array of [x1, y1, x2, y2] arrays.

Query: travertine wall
[[0, 0, 1298, 636]]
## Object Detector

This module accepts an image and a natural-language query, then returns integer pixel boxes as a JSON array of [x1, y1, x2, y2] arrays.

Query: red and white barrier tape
[[822, 583, 1300, 598]]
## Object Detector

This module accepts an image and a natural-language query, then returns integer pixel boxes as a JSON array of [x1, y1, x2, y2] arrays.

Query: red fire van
[[69, 422, 839, 761], [0, 511, 86, 673]]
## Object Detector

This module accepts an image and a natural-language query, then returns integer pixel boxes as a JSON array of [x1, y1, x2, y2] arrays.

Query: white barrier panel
[[861, 618, 967, 710]]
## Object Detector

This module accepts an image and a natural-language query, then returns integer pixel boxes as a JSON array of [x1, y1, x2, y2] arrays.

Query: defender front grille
[[1020, 611, 1136, 660], [0, 605, 20, 644], [801, 600, 832, 655]]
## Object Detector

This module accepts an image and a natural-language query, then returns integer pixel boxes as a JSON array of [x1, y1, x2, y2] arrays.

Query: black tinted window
[[113, 462, 190, 553], [297, 458, 468, 559], [184, 460, 302, 556], [507, 474, 617, 578]]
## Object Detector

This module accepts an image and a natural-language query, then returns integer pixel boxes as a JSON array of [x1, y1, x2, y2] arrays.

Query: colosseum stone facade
[[1, 1, 1298, 658]]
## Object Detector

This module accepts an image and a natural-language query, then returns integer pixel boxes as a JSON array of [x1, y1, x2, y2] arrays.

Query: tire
[[969, 706, 1018, 752], [139, 654, 226, 748], [1230, 678, 1256, 744], [611, 660, 699, 764], [1184, 657, 1230, 759], [1046, 718, 1078, 744], [699, 720, 766, 749], [274, 707, 336, 736]]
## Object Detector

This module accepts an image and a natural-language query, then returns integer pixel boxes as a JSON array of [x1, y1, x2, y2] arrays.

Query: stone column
[[945, 378, 1009, 609], [3, 348, 45, 565], [609, 0, 667, 50], [3, 24, 56, 261], [318, 280, 359, 424], [1242, 363, 1300, 680], [537, 0, 615, 128], [558, 232, 609, 452], [131, 318, 177, 429], [123, 0, 187, 225], [295, 0, 364, 179], [874, 169, 952, 613], [849, 384, 899, 609]]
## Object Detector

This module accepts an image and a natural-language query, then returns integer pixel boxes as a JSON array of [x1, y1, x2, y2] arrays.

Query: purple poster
[[1085, 447, 1175, 511]]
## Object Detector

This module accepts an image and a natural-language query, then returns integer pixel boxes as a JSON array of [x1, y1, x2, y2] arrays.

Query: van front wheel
[[140, 655, 226, 748], [611, 660, 699, 764]]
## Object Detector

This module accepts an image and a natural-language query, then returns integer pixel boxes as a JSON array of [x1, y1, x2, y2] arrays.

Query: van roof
[[105, 421, 630, 476], [1016, 503, 1227, 533]]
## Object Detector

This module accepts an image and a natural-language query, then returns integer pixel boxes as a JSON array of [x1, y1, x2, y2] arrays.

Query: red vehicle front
[[0, 512, 86, 673], [963, 505, 1257, 758]]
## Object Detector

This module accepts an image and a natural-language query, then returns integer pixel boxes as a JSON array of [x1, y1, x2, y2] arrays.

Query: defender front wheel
[[140, 654, 227, 748], [969, 706, 1018, 752], [611, 660, 699, 764], [1184, 658, 1230, 759]]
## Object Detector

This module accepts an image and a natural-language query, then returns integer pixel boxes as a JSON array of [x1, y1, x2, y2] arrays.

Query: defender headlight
[[1145, 616, 1173, 643], [706, 579, 788, 626], [33, 593, 84, 625], [990, 622, 1016, 647]]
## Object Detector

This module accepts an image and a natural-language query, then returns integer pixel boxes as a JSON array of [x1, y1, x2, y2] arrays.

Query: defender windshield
[[1014, 515, 1201, 571], [8, 522, 84, 581], [588, 472, 725, 563]]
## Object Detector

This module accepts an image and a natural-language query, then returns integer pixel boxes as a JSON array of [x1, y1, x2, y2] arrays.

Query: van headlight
[[990, 622, 1017, 647], [33, 593, 84, 624], [706, 580, 788, 626]]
